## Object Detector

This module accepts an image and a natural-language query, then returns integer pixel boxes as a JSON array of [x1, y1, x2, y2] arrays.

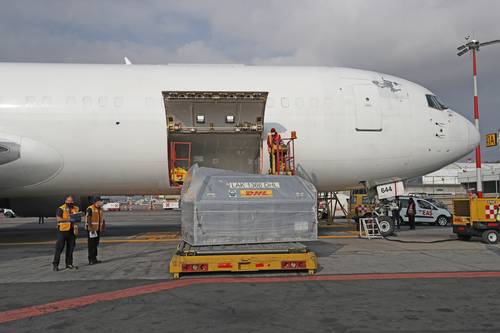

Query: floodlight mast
[[457, 38, 500, 198]]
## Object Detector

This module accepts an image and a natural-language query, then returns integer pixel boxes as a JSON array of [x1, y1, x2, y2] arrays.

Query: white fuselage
[[0, 63, 479, 198]]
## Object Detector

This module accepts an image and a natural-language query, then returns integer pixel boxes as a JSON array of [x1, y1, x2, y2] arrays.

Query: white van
[[1, 208, 16, 218], [395, 197, 451, 226], [163, 199, 180, 210], [102, 202, 120, 212]]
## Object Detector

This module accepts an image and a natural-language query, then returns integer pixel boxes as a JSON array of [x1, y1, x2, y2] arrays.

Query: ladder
[[359, 217, 383, 239]]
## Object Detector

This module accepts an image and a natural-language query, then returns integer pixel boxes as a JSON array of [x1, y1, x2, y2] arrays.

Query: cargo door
[[353, 85, 382, 132], [163, 91, 267, 186]]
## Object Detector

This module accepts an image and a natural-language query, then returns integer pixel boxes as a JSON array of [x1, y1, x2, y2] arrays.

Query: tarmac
[[0, 210, 499, 332]]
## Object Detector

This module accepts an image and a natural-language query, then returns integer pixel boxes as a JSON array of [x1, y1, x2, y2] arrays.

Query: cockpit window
[[426, 94, 448, 110]]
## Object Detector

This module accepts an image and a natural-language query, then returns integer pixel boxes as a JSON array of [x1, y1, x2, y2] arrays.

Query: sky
[[0, 0, 499, 160]]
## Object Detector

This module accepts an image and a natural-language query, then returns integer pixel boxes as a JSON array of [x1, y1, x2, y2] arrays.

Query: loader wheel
[[378, 216, 395, 237], [457, 233, 471, 241], [481, 230, 499, 244]]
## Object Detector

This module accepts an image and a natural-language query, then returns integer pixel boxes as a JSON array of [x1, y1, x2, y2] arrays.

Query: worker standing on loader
[[267, 128, 282, 174], [52, 195, 80, 271], [85, 199, 106, 265]]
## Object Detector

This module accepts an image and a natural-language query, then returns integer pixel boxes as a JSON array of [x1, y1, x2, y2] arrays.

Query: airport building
[[405, 162, 500, 196], [458, 163, 500, 195]]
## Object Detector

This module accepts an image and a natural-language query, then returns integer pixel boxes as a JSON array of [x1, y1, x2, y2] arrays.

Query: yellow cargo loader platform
[[169, 241, 318, 279]]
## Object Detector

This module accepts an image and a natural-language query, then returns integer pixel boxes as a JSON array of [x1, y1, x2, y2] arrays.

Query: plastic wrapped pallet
[[181, 165, 318, 246]]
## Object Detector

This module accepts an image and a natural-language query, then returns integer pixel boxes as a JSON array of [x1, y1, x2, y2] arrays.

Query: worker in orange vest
[[52, 195, 80, 271], [267, 128, 282, 174], [85, 199, 106, 265]]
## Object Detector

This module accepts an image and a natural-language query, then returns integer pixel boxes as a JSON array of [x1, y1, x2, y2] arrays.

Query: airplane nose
[[447, 111, 479, 158], [466, 119, 480, 151]]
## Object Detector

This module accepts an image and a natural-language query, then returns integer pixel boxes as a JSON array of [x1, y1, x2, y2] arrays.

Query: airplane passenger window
[[425, 94, 448, 110]]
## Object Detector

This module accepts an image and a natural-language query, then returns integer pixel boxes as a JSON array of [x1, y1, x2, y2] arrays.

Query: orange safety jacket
[[86, 204, 105, 232], [267, 133, 282, 151], [57, 204, 79, 232]]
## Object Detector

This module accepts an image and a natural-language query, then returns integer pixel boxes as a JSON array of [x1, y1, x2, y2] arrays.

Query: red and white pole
[[472, 48, 483, 198]]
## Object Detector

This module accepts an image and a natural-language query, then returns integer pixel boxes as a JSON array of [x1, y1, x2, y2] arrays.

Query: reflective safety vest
[[496, 206, 500, 222], [57, 204, 79, 232], [86, 204, 103, 232], [267, 133, 282, 151]]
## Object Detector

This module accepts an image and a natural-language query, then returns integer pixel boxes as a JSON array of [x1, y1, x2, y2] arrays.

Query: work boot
[[52, 265, 59, 272], [66, 264, 78, 270]]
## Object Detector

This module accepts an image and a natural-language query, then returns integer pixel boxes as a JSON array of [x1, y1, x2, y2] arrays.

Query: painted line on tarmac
[[0, 233, 359, 245], [318, 235, 358, 239], [1, 271, 500, 324], [319, 224, 356, 229], [0, 239, 179, 246], [0, 236, 359, 244]]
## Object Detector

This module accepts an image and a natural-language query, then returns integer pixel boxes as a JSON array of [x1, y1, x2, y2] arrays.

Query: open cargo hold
[[163, 91, 267, 186], [181, 166, 318, 246]]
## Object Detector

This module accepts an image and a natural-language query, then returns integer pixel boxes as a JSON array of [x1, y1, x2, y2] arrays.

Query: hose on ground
[[382, 235, 458, 244]]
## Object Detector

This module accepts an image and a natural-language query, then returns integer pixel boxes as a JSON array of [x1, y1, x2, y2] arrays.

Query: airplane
[[0, 62, 479, 216]]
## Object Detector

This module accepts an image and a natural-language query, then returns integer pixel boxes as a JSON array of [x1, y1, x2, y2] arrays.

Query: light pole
[[457, 37, 500, 198]]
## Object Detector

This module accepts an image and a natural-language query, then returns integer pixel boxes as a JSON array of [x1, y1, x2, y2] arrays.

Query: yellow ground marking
[[0, 238, 180, 246], [319, 224, 356, 229], [318, 235, 358, 239], [133, 232, 180, 240], [0, 241, 55, 246], [0, 231, 359, 245]]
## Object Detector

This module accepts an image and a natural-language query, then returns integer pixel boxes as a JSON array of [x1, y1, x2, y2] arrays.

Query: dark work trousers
[[53, 231, 76, 266], [392, 210, 401, 230], [408, 214, 416, 230], [87, 231, 100, 262]]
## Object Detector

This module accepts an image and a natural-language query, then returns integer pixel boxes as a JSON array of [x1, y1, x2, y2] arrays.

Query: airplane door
[[353, 85, 382, 131]]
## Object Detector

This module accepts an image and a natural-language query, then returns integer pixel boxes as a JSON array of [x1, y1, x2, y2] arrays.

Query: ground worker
[[391, 197, 401, 231], [406, 197, 416, 230], [52, 195, 80, 271], [85, 199, 106, 265], [267, 128, 282, 174]]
